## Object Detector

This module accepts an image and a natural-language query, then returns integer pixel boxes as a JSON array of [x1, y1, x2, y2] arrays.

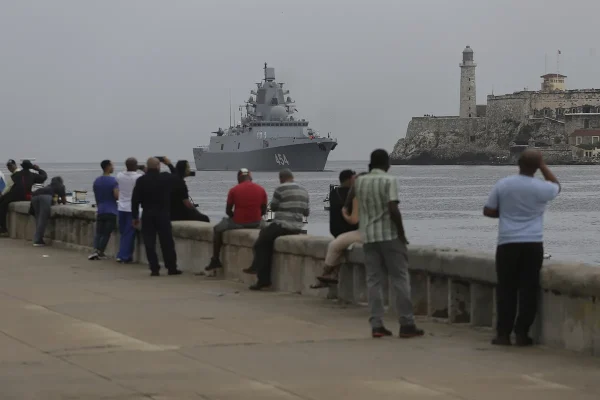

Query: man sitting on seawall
[[205, 168, 268, 271], [243, 168, 310, 291], [310, 169, 360, 288]]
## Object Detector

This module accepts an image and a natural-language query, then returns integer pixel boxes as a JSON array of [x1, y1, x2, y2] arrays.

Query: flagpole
[[545, 53, 547, 74]]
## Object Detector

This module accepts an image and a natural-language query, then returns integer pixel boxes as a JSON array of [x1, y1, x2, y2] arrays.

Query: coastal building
[[392, 46, 600, 164], [541, 73, 567, 92]]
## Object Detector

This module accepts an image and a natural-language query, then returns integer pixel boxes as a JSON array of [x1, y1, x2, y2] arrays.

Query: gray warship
[[193, 63, 337, 171]]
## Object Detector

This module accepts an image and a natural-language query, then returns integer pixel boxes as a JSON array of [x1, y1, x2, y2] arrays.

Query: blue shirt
[[93, 176, 118, 215], [485, 174, 559, 245]]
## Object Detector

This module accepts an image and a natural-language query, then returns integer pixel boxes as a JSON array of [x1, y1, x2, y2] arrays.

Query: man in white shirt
[[484, 150, 560, 347], [116, 158, 144, 263]]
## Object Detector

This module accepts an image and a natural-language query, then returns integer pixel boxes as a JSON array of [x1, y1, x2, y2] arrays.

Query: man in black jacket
[[0, 160, 47, 236], [131, 157, 182, 277]]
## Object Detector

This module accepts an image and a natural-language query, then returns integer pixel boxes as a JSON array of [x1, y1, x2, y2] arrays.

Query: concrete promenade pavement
[[1, 240, 600, 400]]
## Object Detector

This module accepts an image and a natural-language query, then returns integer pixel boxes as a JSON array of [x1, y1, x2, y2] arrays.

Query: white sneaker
[[88, 252, 100, 260]]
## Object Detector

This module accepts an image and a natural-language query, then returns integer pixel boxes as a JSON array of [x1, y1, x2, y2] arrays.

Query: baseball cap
[[6, 159, 16, 167], [238, 168, 250, 176], [21, 160, 34, 169]]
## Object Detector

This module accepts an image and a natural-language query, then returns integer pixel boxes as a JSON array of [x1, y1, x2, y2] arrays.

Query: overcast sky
[[1, 0, 599, 164]]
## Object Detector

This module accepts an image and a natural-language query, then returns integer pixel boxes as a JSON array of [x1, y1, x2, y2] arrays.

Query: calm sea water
[[21, 161, 600, 264]]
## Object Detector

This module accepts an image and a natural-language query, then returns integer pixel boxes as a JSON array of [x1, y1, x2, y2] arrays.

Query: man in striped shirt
[[244, 169, 309, 290], [352, 149, 424, 338]]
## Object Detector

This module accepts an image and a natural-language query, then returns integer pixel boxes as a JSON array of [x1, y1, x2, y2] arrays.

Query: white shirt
[[116, 171, 143, 212]]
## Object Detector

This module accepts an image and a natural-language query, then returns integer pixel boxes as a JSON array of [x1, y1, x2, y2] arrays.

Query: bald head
[[518, 150, 542, 176], [146, 157, 160, 171], [279, 168, 294, 184], [125, 157, 138, 171]]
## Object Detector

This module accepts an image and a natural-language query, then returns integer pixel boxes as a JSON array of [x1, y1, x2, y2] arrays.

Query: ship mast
[[264, 62, 268, 82]]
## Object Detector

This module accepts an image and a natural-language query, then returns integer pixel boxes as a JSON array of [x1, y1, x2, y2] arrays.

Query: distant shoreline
[[391, 160, 598, 166]]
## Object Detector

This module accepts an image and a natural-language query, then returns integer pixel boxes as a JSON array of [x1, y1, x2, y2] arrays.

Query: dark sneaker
[[168, 269, 183, 276], [243, 266, 257, 275], [0, 230, 9, 238], [399, 325, 425, 338], [33, 242, 46, 247], [204, 258, 223, 271], [372, 327, 393, 338], [150, 271, 160, 277], [88, 252, 100, 261], [515, 335, 534, 347], [491, 335, 512, 346], [249, 282, 271, 291]]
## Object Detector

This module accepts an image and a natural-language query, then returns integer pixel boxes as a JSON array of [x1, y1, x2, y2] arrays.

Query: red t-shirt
[[227, 181, 268, 224]]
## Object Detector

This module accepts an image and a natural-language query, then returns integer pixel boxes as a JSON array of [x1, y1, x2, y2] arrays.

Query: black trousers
[[495, 242, 543, 337], [93, 213, 117, 253], [172, 208, 210, 223], [142, 213, 178, 273], [253, 223, 298, 285], [0, 194, 16, 231]]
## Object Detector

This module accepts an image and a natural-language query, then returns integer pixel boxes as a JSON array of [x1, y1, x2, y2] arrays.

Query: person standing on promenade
[[205, 168, 267, 272], [311, 169, 359, 288], [0, 160, 47, 237], [484, 150, 560, 347], [351, 149, 424, 339], [31, 176, 67, 246], [88, 160, 119, 260], [244, 168, 309, 291], [115, 158, 145, 263], [131, 157, 182, 277]]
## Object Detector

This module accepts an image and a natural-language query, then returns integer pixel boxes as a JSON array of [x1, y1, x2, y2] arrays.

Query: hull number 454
[[275, 153, 289, 166]]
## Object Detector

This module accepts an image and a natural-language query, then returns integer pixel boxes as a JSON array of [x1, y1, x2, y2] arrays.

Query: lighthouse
[[460, 46, 477, 118]]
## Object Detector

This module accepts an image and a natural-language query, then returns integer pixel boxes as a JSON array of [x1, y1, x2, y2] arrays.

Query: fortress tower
[[459, 46, 476, 118]]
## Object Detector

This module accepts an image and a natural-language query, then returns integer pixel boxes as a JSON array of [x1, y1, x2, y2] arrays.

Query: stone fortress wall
[[391, 46, 600, 164], [7, 202, 600, 357]]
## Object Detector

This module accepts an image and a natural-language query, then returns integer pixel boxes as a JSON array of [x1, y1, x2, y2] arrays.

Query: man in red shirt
[[205, 168, 268, 271]]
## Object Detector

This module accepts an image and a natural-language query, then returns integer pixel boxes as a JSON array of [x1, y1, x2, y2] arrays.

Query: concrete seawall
[[7, 202, 600, 357]]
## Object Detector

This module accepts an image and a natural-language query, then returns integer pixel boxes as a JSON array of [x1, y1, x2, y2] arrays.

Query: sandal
[[317, 265, 340, 285]]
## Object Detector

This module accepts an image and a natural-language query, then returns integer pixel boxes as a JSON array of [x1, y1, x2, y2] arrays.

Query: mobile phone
[[156, 156, 165, 162]]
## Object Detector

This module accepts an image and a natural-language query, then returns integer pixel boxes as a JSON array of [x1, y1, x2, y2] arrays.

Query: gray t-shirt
[[270, 182, 310, 231]]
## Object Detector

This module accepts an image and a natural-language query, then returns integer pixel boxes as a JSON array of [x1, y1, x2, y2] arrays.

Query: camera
[[188, 170, 196, 177]]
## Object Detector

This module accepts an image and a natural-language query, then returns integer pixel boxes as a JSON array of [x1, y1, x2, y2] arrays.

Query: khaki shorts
[[214, 217, 263, 233]]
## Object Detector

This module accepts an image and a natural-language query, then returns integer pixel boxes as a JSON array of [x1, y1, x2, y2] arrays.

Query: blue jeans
[[93, 213, 117, 253], [117, 211, 135, 261]]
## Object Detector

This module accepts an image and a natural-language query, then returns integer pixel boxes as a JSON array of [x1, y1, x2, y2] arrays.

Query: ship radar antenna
[[229, 89, 232, 128], [264, 62, 268, 81]]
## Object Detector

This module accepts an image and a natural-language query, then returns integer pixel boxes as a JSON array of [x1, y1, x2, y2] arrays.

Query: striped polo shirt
[[271, 182, 310, 231], [354, 168, 400, 243]]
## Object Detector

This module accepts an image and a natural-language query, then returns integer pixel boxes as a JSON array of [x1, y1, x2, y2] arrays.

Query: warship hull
[[194, 141, 335, 172]]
